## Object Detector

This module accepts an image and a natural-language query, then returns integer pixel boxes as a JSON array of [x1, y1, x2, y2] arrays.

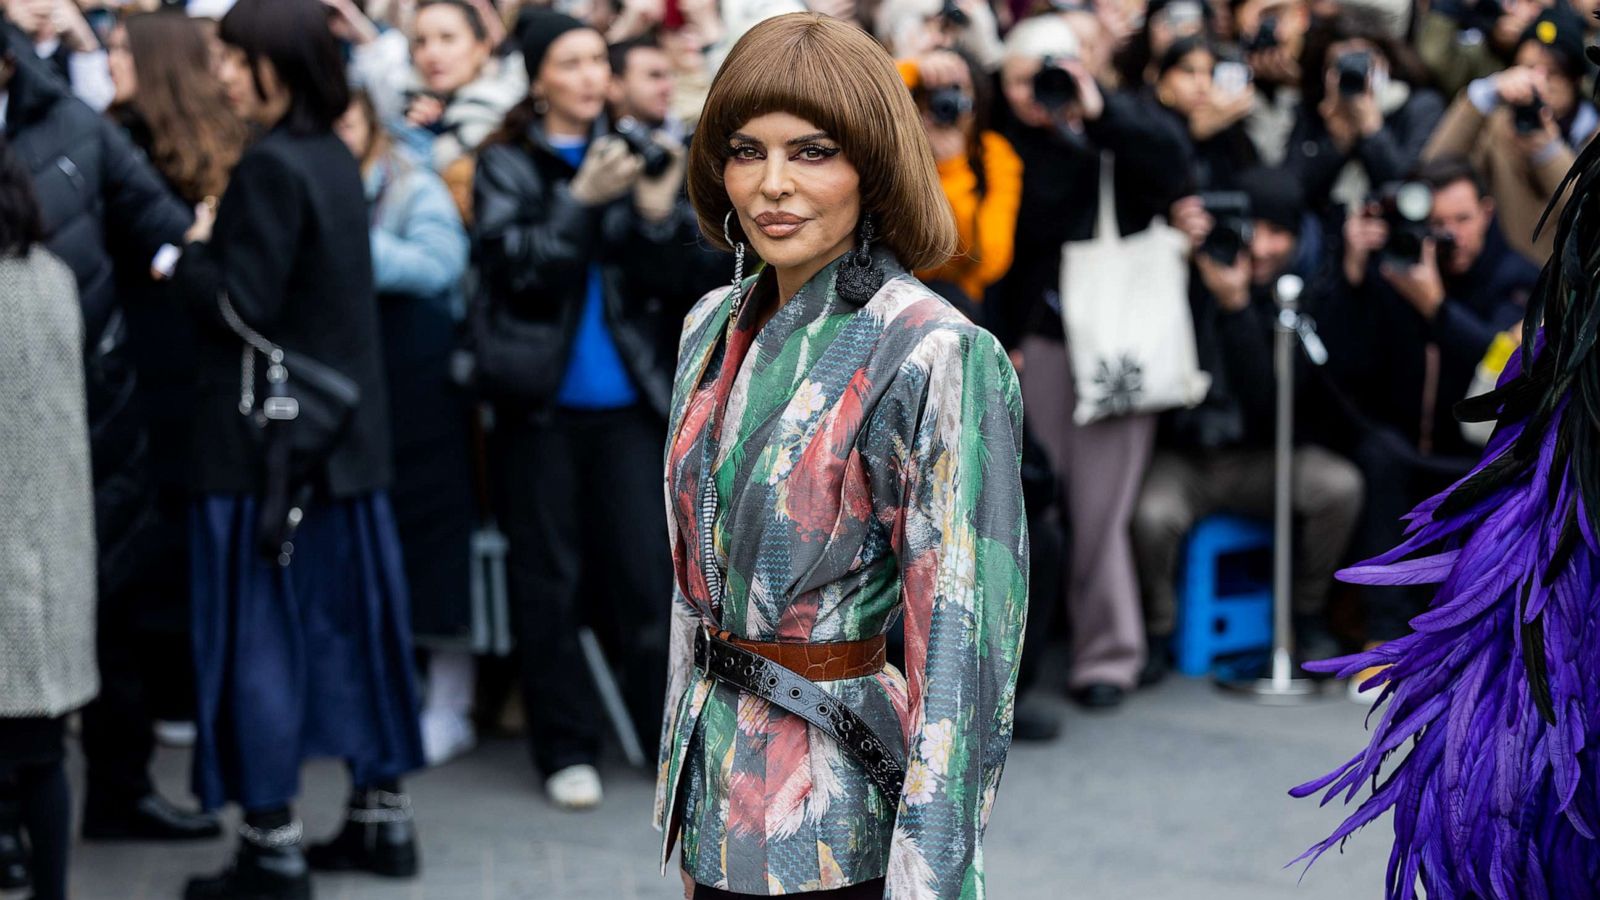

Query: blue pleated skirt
[[189, 493, 425, 811]]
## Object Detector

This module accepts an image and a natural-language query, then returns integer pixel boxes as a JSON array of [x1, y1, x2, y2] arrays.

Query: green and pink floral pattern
[[654, 251, 1029, 899]]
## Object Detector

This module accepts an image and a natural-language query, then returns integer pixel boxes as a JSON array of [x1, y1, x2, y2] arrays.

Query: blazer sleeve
[[172, 148, 304, 332], [878, 327, 1028, 900]]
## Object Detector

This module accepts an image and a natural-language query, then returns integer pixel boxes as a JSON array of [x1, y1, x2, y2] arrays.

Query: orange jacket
[[899, 60, 1024, 301]]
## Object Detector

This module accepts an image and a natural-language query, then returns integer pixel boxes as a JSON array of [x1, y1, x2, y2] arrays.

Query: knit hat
[[517, 9, 588, 83], [1239, 166, 1306, 236], [1521, 5, 1587, 81]]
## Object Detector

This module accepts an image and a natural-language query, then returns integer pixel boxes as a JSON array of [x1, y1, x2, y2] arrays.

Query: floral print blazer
[[654, 249, 1029, 898]]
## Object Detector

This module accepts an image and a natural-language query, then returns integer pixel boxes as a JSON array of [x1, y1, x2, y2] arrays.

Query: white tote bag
[[1060, 154, 1210, 425]]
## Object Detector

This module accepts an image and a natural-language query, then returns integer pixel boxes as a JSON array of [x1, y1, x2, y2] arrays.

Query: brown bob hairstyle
[[687, 13, 957, 272]]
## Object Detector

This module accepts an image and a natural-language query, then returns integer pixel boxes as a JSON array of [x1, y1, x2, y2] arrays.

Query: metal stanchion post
[[1220, 274, 1327, 703]]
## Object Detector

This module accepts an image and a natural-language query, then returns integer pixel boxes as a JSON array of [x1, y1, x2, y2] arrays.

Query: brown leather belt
[[709, 629, 886, 681]]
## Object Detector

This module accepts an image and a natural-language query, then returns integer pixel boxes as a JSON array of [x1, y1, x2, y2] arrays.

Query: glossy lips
[[752, 211, 808, 239]]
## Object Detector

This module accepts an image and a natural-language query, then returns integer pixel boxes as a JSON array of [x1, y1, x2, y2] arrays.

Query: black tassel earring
[[835, 215, 884, 306]]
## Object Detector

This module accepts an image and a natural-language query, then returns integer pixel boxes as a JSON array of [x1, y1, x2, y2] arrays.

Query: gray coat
[[0, 248, 98, 717]]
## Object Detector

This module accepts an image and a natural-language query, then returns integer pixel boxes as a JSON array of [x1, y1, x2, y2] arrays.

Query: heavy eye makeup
[[726, 131, 844, 164]]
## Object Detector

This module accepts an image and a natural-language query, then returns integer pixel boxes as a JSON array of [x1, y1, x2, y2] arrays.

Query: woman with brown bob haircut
[[657, 13, 1029, 900]]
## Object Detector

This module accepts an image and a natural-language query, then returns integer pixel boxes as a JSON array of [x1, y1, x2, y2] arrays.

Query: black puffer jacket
[[472, 116, 723, 419], [3, 22, 189, 343], [3, 24, 189, 593]]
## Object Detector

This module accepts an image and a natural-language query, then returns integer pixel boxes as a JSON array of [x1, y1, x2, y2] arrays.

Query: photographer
[[1284, 11, 1443, 216], [472, 10, 717, 811], [1325, 156, 1538, 668], [992, 15, 1192, 708], [1149, 35, 1259, 191], [901, 47, 1022, 305], [1417, 0, 1545, 99], [1231, 0, 1311, 165], [1133, 167, 1363, 679], [608, 36, 683, 141], [876, 0, 1004, 72], [1422, 5, 1598, 262]]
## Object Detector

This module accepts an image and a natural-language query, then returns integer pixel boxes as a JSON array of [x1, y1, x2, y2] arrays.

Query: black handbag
[[217, 292, 360, 564]]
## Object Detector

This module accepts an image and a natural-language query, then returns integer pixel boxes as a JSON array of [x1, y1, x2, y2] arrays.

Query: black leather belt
[[693, 626, 906, 797]]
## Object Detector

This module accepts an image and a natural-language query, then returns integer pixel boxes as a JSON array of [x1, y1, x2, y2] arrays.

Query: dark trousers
[[82, 491, 194, 806], [1349, 427, 1475, 642], [0, 719, 69, 900], [501, 405, 670, 776]]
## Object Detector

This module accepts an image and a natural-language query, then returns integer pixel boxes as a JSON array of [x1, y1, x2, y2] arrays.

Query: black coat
[[989, 89, 1194, 349], [173, 126, 392, 497], [3, 24, 190, 593], [472, 117, 723, 419], [1, 24, 189, 343], [1283, 84, 1446, 214]]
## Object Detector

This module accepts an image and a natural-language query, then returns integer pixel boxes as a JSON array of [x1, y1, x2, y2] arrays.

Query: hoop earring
[[532, 95, 550, 116], [835, 214, 884, 305], [724, 210, 746, 287]]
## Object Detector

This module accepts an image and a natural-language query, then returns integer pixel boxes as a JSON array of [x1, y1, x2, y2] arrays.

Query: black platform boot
[[0, 791, 29, 892], [306, 788, 418, 878], [184, 816, 312, 900]]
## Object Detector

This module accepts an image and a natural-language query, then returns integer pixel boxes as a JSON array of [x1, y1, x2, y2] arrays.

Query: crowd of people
[[0, 0, 1586, 895]]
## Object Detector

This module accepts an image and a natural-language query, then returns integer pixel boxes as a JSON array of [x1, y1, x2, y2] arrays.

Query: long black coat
[[173, 126, 392, 497]]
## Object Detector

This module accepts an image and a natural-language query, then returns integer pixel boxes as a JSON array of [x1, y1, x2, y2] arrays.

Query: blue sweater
[[550, 139, 638, 409]]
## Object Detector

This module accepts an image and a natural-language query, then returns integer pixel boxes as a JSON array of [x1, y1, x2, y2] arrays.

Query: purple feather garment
[[1291, 114, 1600, 896]]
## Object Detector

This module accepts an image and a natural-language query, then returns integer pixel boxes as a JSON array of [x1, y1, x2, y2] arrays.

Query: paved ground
[[51, 674, 1391, 900]]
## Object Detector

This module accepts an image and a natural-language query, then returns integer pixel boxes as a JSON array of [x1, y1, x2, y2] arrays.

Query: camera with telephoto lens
[[1198, 192, 1253, 265], [1335, 50, 1373, 97], [1243, 14, 1279, 53], [1369, 181, 1455, 269], [614, 116, 671, 178], [928, 87, 974, 127], [1514, 96, 1546, 135], [1033, 57, 1079, 112]]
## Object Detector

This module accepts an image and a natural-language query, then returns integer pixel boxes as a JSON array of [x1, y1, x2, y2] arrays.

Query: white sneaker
[[154, 720, 197, 748], [545, 764, 603, 810], [420, 709, 478, 766]]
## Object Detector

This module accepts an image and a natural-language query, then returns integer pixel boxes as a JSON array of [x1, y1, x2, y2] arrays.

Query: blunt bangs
[[688, 13, 956, 272]]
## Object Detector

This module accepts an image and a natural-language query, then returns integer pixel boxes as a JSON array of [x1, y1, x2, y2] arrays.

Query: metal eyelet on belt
[[765, 675, 778, 689]]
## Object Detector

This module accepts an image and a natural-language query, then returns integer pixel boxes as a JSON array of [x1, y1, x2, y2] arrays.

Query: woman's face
[[107, 25, 137, 105], [334, 101, 374, 162], [412, 4, 491, 96], [218, 45, 288, 126], [1157, 47, 1213, 116], [723, 112, 861, 283], [1001, 57, 1052, 129], [534, 29, 611, 131]]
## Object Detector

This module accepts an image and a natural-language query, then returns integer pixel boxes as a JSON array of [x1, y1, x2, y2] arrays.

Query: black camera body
[[1244, 15, 1279, 53], [1198, 192, 1253, 265], [1513, 96, 1547, 135], [1334, 50, 1373, 98], [614, 116, 671, 177], [1033, 57, 1079, 112], [927, 87, 974, 127], [1369, 181, 1454, 269]]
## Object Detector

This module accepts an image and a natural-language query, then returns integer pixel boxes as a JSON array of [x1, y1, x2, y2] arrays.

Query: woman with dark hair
[[335, 89, 478, 767], [166, 1, 425, 896], [0, 135, 97, 900], [472, 9, 716, 812], [1148, 35, 1258, 193], [899, 47, 1023, 307], [1284, 9, 1445, 214], [396, 0, 526, 173], [660, 13, 1027, 898]]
